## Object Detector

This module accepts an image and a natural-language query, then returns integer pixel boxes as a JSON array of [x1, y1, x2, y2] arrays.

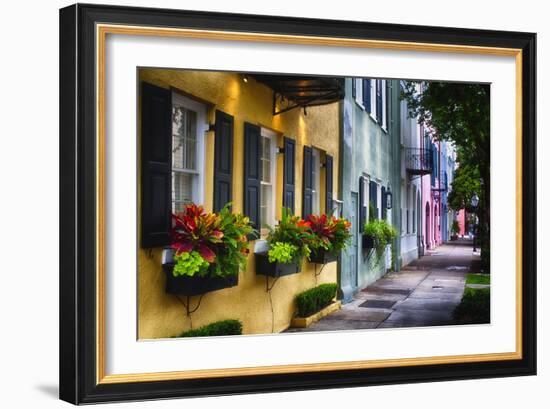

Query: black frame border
[[59, 3, 536, 404]]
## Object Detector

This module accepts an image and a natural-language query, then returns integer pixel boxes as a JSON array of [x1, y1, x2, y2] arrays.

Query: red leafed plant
[[171, 204, 223, 263], [307, 214, 352, 254]]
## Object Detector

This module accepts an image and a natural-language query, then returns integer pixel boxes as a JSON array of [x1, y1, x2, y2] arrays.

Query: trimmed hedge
[[178, 319, 243, 338], [295, 283, 338, 318], [453, 288, 490, 324]]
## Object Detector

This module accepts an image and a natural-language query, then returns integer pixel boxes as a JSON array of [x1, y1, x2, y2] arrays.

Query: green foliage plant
[[268, 242, 298, 264], [364, 219, 397, 263], [266, 208, 313, 264], [173, 251, 210, 277], [295, 283, 338, 318], [177, 319, 243, 337]]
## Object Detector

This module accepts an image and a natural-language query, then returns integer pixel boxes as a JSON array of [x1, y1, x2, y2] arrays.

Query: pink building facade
[[419, 128, 443, 250]]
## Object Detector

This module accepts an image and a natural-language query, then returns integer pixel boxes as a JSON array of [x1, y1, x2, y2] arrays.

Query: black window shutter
[[359, 176, 366, 232], [302, 145, 313, 218], [283, 137, 295, 213], [363, 79, 371, 112], [370, 180, 378, 219], [351, 78, 356, 99], [325, 154, 333, 214], [213, 110, 234, 212], [141, 82, 172, 248], [376, 79, 383, 123], [243, 122, 261, 232], [381, 186, 386, 220]]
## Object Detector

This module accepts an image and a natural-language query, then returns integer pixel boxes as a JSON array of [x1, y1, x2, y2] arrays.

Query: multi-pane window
[[260, 129, 276, 236], [311, 148, 321, 215], [171, 94, 205, 212]]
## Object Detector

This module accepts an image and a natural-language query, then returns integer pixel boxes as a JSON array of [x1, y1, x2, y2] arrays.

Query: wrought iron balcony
[[404, 148, 433, 176]]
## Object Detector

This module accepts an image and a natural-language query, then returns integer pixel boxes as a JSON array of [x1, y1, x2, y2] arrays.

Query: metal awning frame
[[272, 88, 342, 116]]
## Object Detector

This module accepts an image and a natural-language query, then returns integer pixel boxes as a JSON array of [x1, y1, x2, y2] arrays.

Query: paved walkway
[[287, 240, 479, 332]]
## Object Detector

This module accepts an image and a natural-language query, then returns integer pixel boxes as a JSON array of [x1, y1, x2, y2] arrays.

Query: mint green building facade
[[338, 78, 402, 302]]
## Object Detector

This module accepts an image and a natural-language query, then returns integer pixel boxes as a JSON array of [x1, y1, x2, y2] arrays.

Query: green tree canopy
[[447, 163, 481, 212], [401, 82, 490, 171]]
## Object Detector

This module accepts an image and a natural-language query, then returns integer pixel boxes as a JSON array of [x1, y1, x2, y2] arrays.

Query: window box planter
[[362, 235, 379, 249], [162, 262, 238, 296], [309, 249, 338, 264], [255, 252, 300, 277]]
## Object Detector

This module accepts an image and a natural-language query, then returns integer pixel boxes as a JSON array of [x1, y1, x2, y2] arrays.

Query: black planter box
[[362, 235, 379, 249], [162, 263, 238, 296], [309, 249, 338, 264], [255, 252, 300, 277]]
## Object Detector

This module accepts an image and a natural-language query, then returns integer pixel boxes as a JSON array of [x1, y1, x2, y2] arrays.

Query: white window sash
[[260, 128, 277, 232], [171, 91, 207, 206], [354, 78, 364, 109], [370, 79, 377, 121]]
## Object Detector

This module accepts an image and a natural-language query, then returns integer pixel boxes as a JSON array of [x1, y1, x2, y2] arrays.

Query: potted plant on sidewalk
[[255, 208, 313, 277], [163, 203, 255, 296], [451, 220, 460, 240], [307, 214, 352, 264]]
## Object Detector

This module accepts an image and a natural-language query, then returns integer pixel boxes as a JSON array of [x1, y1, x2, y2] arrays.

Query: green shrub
[[295, 283, 338, 318], [178, 319, 243, 337], [453, 288, 490, 324], [465, 274, 490, 285]]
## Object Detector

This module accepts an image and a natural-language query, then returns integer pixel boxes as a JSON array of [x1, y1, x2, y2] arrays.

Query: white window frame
[[376, 181, 382, 219], [260, 127, 277, 236], [171, 92, 207, 211], [362, 174, 370, 222], [311, 148, 321, 215], [354, 78, 364, 109], [381, 79, 388, 131]]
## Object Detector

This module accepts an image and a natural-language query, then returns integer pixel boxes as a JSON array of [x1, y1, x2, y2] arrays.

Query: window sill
[[354, 99, 365, 111]]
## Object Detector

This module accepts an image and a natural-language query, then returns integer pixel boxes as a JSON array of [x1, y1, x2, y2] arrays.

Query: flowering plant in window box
[[162, 203, 256, 295], [307, 214, 352, 264], [255, 208, 313, 277], [362, 219, 397, 253]]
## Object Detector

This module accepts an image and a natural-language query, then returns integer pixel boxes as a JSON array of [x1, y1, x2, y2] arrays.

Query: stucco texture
[[138, 69, 340, 339]]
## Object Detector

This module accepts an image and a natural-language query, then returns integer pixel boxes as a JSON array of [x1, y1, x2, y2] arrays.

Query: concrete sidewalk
[[286, 240, 479, 332]]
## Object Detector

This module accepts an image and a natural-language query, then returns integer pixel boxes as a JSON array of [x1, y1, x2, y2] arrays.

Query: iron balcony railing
[[404, 148, 433, 176]]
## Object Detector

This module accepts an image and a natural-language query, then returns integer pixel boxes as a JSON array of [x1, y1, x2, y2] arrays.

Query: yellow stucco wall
[[138, 69, 340, 339]]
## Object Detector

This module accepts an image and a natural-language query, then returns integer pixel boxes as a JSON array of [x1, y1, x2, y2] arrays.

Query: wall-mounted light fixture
[[243, 74, 249, 83], [385, 187, 393, 210]]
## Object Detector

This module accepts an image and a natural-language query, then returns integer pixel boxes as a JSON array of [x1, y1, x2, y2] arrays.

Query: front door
[[349, 192, 359, 289]]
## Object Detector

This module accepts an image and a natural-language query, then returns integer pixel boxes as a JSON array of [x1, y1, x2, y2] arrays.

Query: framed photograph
[[59, 3, 536, 404]]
